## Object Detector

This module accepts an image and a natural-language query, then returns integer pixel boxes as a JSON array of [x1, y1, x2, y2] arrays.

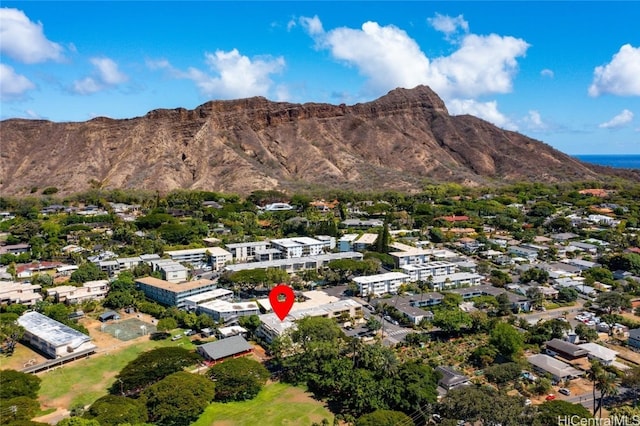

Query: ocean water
[[574, 154, 640, 170]]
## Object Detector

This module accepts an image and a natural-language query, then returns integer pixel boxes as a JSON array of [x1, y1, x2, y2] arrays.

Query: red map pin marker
[[269, 284, 294, 321]]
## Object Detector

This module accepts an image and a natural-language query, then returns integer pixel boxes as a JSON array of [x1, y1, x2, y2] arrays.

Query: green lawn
[[192, 382, 333, 426], [38, 338, 193, 408]]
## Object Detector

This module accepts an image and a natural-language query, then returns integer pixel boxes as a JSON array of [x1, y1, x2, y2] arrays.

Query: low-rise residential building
[[354, 272, 410, 296], [135, 277, 218, 308], [47, 280, 109, 304], [508, 246, 539, 261], [225, 241, 271, 262], [390, 248, 432, 267], [256, 299, 363, 344], [338, 234, 359, 252], [0, 281, 42, 306], [353, 233, 378, 252], [206, 247, 233, 270], [151, 259, 189, 283], [183, 288, 234, 311], [17, 311, 96, 358], [429, 272, 483, 291], [401, 261, 457, 282], [270, 237, 325, 258], [224, 252, 363, 274], [436, 366, 471, 392], [527, 354, 584, 382], [579, 343, 618, 366], [545, 338, 588, 361], [197, 300, 260, 323]]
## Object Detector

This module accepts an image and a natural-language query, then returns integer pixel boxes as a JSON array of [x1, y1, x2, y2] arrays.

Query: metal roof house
[[17, 311, 96, 358], [196, 335, 253, 363], [545, 338, 589, 360], [527, 354, 584, 382]]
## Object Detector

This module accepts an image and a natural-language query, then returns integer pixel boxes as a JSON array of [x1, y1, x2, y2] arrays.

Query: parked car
[[171, 334, 183, 341], [545, 394, 556, 401], [559, 388, 571, 396], [185, 329, 196, 336]]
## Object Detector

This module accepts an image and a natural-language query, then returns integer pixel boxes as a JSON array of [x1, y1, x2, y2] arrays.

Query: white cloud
[[177, 49, 285, 99], [599, 109, 634, 129], [428, 13, 469, 37], [448, 99, 517, 131], [541, 69, 554, 78], [589, 44, 640, 97], [304, 15, 529, 100], [300, 15, 323, 35], [0, 63, 35, 100], [524, 110, 548, 131], [91, 57, 128, 85], [0, 8, 63, 63], [145, 58, 170, 70], [287, 19, 296, 31], [72, 57, 128, 95]]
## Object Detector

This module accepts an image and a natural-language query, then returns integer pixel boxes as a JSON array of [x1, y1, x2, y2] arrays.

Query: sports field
[[192, 382, 333, 426]]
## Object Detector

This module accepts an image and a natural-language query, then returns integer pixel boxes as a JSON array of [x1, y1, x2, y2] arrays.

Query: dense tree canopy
[[111, 347, 201, 396], [83, 395, 148, 426], [207, 357, 269, 402], [142, 371, 215, 426], [0, 370, 41, 399], [490, 322, 524, 361], [355, 410, 414, 426]]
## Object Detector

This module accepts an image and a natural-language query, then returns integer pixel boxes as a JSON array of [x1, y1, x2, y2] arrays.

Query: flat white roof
[[165, 248, 209, 256], [199, 299, 259, 313], [339, 234, 359, 242], [184, 288, 233, 304], [207, 247, 232, 257], [353, 272, 410, 284], [355, 233, 378, 244], [257, 289, 339, 313], [225, 241, 270, 249], [225, 252, 363, 272]]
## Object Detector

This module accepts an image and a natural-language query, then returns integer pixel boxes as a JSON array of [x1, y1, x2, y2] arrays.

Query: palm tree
[[588, 360, 619, 418]]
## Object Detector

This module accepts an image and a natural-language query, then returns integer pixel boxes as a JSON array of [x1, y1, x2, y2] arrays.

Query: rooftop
[[198, 335, 253, 360], [17, 311, 91, 348], [135, 276, 216, 293]]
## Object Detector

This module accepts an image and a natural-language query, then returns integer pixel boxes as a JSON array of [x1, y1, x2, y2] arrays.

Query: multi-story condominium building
[[225, 241, 271, 262], [196, 300, 260, 322], [183, 288, 234, 311], [151, 259, 189, 283], [429, 272, 483, 291], [390, 248, 432, 267], [135, 277, 218, 308], [224, 252, 363, 274], [165, 247, 232, 267], [401, 261, 457, 282], [270, 237, 325, 258], [256, 299, 363, 344], [353, 272, 411, 297], [338, 234, 359, 252]]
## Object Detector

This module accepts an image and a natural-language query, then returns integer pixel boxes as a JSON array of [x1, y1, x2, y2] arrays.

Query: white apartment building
[[401, 261, 457, 282], [0, 281, 42, 306], [429, 272, 483, 291], [183, 288, 234, 311], [353, 272, 411, 297], [390, 249, 432, 267], [197, 300, 260, 322], [270, 237, 325, 258], [165, 248, 209, 264], [206, 247, 233, 270], [47, 280, 109, 304], [151, 259, 189, 283], [225, 241, 271, 262], [256, 299, 363, 344]]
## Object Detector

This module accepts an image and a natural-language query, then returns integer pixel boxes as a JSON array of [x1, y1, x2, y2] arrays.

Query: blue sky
[[1, 2, 639, 155]]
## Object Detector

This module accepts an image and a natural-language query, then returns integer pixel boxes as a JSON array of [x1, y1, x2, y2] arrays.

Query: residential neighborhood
[[1, 183, 640, 425]]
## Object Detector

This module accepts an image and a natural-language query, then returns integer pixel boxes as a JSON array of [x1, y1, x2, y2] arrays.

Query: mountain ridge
[[1, 85, 637, 196]]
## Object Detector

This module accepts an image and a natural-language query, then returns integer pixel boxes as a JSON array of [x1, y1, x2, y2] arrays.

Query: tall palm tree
[[586, 360, 603, 416], [588, 360, 619, 418]]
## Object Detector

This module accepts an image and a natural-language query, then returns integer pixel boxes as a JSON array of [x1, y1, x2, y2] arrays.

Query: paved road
[[517, 299, 585, 323]]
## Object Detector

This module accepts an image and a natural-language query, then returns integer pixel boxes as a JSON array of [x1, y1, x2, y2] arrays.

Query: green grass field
[[192, 382, 333, 426], [38, 338, 196, 408]]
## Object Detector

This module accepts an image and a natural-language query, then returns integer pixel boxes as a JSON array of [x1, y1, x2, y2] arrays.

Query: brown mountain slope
[[1, 86, 636, 195]]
